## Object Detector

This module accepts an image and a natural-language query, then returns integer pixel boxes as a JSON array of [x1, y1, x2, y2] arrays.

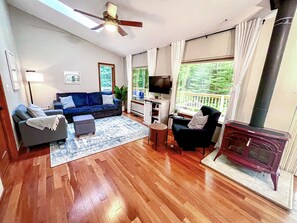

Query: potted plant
[[114, 85, 128, 111]]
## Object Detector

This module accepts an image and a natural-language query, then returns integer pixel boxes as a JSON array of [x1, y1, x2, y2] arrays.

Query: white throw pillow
[[27, 104, 47, 117], [102, 95, 114, 105], [59, 96, 76, 109], [188, 110, 208, 129]]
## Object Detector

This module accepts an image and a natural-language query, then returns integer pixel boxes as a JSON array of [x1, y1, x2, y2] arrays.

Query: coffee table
[[148, 122, 168, 150]]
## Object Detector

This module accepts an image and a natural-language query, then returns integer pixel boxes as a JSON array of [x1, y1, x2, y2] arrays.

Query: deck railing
[[176, 92, 230, 115]]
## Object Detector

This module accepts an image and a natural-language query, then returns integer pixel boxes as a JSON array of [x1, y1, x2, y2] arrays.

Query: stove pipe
[[249, 0, 297, 128]]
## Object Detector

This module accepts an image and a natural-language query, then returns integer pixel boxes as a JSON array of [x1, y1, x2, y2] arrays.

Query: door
[[0, 116, 9, 177], [98, 63, 115, 93]]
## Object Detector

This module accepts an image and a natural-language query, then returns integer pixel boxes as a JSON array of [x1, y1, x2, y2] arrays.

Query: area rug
[[201, 150, 294, 209], [50, 116, 149, 167]]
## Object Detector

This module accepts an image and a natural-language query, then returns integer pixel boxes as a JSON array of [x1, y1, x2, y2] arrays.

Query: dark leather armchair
[[172, 106, 221, 154]]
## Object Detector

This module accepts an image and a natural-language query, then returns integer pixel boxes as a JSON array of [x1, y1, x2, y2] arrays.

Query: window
[[132, 67, 149, 101], [98, 63, 115, 92], [176, 60, 234, 116]]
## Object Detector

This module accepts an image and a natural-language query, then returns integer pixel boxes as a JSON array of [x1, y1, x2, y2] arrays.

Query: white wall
[[0, 0, 28, 146], [9, 6, 125, 108], [236, 15, 297, 132]]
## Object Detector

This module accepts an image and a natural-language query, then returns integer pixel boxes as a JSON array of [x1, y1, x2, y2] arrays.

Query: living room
[[0, 0, 297, 222]]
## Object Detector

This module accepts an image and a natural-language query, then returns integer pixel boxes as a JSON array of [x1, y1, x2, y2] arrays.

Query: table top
[[149, 123, 168, 130]]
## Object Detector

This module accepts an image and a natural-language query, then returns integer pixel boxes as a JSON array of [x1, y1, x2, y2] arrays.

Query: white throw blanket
[[26, 115, 64, 131]]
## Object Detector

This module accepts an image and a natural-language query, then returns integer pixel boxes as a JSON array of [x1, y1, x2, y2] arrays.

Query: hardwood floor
[[0, 113, 297, 223]]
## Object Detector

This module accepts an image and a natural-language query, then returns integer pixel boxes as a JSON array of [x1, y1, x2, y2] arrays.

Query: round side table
[[148, 123, 168, 150]]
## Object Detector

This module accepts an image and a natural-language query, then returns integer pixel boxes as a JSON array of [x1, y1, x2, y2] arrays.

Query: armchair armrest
[[45, 109, 63, 116], [172, 117, 191, 126], [53, 100, 63, 109], [113, 98, 122, 107]]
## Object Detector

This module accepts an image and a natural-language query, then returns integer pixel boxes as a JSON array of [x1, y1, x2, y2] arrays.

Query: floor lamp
[[25, 71, 44, 104]]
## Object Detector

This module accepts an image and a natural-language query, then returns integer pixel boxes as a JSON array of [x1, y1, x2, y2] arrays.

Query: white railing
[[176, 91, 230, 115]]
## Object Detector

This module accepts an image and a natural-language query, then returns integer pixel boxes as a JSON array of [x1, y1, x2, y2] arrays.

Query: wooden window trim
[[98, 62, 115, 93]]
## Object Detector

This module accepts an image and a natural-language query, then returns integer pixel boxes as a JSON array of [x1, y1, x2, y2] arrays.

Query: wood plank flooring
[[0, 113, 297, 223]]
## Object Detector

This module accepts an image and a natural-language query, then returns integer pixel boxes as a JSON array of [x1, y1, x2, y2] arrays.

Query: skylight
[[39, 0, 99, 29]]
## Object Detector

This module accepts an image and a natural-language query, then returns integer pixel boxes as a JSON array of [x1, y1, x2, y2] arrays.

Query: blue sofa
[[53, 92, 122, 122]]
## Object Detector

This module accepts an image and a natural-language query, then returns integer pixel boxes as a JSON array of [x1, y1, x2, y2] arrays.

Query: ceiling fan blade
[[118, 26, 128, 36], [118, 20, 143, 27], [91, 23, 104, 30], [74, 9, 104, 21], [106, 2, 117, 18]]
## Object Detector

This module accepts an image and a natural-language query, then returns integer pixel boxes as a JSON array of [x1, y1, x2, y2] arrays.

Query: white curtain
[[169, 40, 185, 113], [126, 55, 132, 113], [147, 48, 157, 76], [216, 18, 262, 148], [280, 107, 297, 175]]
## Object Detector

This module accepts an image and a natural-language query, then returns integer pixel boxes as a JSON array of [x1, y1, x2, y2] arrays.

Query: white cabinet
[[143, 99, 170, 125]]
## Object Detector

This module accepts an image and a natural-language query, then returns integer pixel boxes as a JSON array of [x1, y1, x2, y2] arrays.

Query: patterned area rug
[[201, 150, 294, 209], [50, 116, 149, 167]]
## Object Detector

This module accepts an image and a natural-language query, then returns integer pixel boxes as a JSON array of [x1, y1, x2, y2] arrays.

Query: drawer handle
[[1, 151, 7, 159], [246, 138, 251, 147]]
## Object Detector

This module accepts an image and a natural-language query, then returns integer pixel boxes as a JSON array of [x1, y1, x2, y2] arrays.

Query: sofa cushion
[[91, 105, 105, 112], [63, 106, 93, 115], [57, 92, 88, 107], [27, 104, 47, 117], [102, 95, 114, 105], [15, 104, 32, 120], [59, 96, 76, 109], [88, 92, 102, 106], [101, 104, 118, 111]]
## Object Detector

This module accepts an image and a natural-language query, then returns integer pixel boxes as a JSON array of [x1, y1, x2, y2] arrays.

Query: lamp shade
[[26, 71, 44, 82]]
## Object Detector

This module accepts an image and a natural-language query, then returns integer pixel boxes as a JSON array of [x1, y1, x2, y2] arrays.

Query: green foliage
[[177, 61, 234, 95], [114, 85, 128, 102], [100, 66, 112, 91], [132, 68, 149, 88]]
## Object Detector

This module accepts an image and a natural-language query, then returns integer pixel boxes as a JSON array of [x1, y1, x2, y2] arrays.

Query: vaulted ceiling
[[7, 0, 272, 56]]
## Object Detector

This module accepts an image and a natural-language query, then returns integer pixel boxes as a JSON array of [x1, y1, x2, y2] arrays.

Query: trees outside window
[[98, 63, 115, 92], [176, 60, 234, 115], [132, 67, 149, 101]]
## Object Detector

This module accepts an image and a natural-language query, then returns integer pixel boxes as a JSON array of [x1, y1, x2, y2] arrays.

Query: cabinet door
[[144, 101, 152, 125]]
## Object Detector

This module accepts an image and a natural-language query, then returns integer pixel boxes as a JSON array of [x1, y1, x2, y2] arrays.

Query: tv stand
[[144, 98, 170, 125]]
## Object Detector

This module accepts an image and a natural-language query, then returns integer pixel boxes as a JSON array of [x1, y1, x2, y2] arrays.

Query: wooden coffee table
[[148, 123, 168, 150]]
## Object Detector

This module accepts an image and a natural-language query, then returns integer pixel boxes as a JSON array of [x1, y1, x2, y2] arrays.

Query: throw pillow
[[102, 95, 114, 105], [188, 110, 208, 129], [27, 104, 47, 118], [59, 96, 76, 109]]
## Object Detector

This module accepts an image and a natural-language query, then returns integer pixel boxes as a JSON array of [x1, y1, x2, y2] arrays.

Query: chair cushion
[[101, 104, 117, 111], [172, 123, 188, 133], [27, 104, 47, 117], [57, 92, 88, 107], [188, 110, 208, 129], [15, 104, 32, 120], [63, 106, 93, 115], [102, 95, 114, 105], [88, 92, 102, 106], [59, 96, 76, 109]]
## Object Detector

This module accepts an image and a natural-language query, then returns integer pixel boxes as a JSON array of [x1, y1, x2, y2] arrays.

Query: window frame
[[98, 62, 115, 93], [176, 56, 234, 119], [132, 66, 149, 102]]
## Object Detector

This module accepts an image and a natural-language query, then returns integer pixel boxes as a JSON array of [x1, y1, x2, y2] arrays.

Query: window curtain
[[216, 18, 262, 148], [147, 48, 157, 76], [126, 55, 132, 113], [169, 40, 185, 113], [280, 108, 297, 175]]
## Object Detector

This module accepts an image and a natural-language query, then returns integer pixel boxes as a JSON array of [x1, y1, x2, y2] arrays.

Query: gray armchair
[[12, 105, 67, 147]]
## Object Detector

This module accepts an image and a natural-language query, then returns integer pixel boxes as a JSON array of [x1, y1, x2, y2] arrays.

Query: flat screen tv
[[149, 75, 172, 94]]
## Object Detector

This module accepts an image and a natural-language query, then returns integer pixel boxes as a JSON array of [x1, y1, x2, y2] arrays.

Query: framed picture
[[5, 50, 20, 90], [63, 71, 81, 85]]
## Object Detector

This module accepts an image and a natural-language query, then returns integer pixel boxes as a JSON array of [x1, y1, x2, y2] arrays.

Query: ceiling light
[[39, 0, 99, 29], [105, 21, 118, 32]]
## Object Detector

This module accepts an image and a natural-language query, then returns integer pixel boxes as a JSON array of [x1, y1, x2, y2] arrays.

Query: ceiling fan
[[74, 2, 143, 36]]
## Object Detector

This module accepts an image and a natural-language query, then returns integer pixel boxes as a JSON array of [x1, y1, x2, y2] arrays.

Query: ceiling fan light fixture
[[105, 21, 118, 32]]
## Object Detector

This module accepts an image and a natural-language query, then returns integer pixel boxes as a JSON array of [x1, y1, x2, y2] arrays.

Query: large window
[[176, 60, 234, 116], [98, 63, 115, 92], [132, 67, 149, 101]]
